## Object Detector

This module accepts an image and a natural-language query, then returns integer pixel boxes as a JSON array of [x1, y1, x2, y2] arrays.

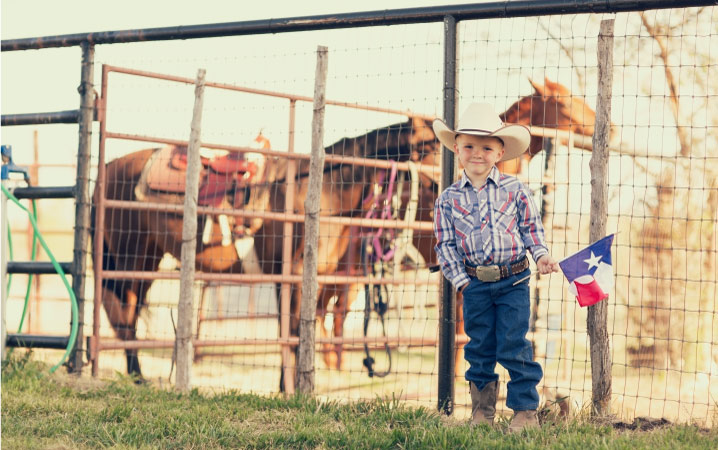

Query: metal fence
[[2, 0, 717, 426]]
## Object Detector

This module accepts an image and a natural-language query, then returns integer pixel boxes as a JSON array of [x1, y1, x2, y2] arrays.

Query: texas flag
[[559, 234, 615, 307]]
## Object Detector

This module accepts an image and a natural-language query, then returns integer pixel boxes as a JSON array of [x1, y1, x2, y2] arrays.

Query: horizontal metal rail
[[105, 65, 436, 121], [103, 199, 434, 231], [11, 186, 75, 199], [198, 313, 278, 322], [1, 110, 79, 126], [99, 269, 439, 285], [7, 261, 73, 274], [6, 334, 70, 349], [3, 1, 712, 51], [95, 335, 468, 352]]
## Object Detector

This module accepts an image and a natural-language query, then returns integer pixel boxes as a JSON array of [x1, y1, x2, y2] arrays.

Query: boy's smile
[[455, 134, 505, 186]]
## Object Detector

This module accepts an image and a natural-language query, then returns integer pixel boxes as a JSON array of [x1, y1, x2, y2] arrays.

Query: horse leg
[[330, 286, 346, 371], [278, 282, 301, 393], [105, 278, 156, 380], [317, 282, 356, 371], [317, 284, 339, 369], [332, 283, 360, 371], [100, 279, 144, 379]]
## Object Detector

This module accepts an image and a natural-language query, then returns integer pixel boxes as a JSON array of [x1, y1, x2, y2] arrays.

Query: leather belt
[[465, 257, 529, 282]]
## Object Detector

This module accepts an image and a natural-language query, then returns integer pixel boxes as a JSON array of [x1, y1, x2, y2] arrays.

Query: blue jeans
[[462, 268, 542, 411]]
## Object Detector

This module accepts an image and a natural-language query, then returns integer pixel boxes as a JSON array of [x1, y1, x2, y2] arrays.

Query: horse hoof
[[131, 374, 148, 385]]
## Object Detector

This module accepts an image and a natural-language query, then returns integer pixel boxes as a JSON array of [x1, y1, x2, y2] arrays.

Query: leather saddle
[[144, 145, 256, 207]]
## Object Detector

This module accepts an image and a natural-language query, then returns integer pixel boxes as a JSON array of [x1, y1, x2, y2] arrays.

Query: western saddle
[[138, 145, 258, 247]]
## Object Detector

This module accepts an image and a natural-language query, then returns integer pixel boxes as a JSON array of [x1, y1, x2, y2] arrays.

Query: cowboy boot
[[469, 381, 498, 426], [508, 410, 539, 432]]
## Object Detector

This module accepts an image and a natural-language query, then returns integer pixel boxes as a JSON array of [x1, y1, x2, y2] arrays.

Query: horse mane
[[325, 117, 438, 161]]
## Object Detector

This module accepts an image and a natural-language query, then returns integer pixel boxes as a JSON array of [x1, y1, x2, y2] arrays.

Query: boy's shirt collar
[[458, 166, 501, 189]]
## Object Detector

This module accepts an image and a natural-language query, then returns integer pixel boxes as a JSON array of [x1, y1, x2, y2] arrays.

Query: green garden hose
[[12, 199, 38, 335], [5, 223, 13, 297], [4, 198, 38, 361], [2, 184, 78, 373]]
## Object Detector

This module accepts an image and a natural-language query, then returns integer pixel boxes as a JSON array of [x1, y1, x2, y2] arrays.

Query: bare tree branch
[[640, 12, 692, 157]]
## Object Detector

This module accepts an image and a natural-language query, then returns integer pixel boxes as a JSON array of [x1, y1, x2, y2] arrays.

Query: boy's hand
[[536, 255, 560, 275], [457, 282, 468, 295]]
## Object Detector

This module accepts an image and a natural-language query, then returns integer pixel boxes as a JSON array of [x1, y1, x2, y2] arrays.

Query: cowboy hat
[[432, 102, 530, 161]]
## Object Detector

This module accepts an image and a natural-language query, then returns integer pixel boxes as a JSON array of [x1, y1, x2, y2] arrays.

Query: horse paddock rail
[[91, 63, 442, 387]]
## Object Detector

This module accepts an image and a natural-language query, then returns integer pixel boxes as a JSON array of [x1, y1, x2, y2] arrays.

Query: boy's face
[[454, 134, 505, 182]]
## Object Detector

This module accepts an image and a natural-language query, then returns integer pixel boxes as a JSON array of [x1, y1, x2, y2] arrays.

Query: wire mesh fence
[[2, 3, 717, 426]]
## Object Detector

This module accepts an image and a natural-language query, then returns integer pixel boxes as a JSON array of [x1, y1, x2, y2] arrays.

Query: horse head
[[501, 77, 608, 156]]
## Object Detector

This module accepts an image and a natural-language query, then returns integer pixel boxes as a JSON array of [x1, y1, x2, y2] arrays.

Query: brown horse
[[315, 77, 607, 375], [93, 115, 441, 383]]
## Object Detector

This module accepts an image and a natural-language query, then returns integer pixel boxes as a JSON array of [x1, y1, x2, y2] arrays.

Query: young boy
[[432, 102, 559, 432]]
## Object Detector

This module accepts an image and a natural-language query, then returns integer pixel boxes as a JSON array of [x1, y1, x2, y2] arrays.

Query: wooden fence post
[[588, 19, 614, 416], [297, 46, 328, 393], [176, 68, 206, 391]]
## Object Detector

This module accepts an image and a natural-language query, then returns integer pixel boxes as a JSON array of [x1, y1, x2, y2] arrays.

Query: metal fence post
[[437, 13, 458, 416], [68, 41, 94, 374]]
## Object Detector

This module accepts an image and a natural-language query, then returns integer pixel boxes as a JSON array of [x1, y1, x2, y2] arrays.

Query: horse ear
[[253, 131, 271, 150], [410, 117, 435, 145], [545, 77, 572, 97], [529, 77, 548, 100]]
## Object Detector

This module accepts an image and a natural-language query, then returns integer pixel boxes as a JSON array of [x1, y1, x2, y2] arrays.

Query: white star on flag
[[584, 252, 602, 270]]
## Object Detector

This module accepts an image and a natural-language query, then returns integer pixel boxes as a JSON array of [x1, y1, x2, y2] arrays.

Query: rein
[[364, 161, 399, 261], [359, 160, 400, 378], [360, 235, 393, 378]]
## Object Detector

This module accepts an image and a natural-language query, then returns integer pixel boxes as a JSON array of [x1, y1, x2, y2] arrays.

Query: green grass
[[2, 354, 717, 449]]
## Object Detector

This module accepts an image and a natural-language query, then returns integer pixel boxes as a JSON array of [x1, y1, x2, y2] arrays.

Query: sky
[[1, 1, 464, 38]]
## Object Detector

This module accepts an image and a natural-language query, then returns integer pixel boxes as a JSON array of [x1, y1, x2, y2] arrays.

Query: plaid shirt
[[433, 166, 548, 290]]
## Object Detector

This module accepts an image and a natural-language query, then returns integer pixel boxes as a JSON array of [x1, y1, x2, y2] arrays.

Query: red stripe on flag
[[574, 279, 608, 307]]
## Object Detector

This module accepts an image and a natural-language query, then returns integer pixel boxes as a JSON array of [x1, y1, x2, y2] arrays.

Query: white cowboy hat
[[432, 102, 530, 161]]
